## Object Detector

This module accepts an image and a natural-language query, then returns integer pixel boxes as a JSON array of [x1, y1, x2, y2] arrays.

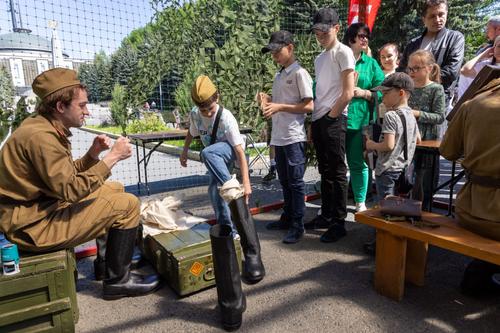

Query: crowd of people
[[0, 0, 499, 331], [261, 0, 498, 245]]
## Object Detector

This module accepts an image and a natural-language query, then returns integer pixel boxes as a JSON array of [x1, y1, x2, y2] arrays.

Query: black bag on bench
[[379, 196, 422, 219]]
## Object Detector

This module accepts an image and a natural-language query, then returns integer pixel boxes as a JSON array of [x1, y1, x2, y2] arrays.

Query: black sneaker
[[263, 169, 276, 182], [304, 215, 332, 230], [320, 224, 347, 243], [282, 227, 304, 244]]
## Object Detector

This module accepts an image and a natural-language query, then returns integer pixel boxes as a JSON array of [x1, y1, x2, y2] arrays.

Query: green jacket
[[347, 52, 385, 130]]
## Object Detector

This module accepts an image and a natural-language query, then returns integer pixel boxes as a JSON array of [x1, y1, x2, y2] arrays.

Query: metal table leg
[[142, 143, 149, 195], [135, 141, 141, 194], [246, 133, 270, 170]]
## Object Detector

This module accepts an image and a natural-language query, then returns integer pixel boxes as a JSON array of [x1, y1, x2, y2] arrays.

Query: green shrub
[[126, 112, 168, 134]]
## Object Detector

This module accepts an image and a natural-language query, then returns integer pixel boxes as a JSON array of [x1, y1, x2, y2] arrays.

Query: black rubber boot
[[95, 234, 142, 280], [229, 197, 265, 284], [210, 224, 246, 331], [102, 227, 161, 300], [94, 234, 107, 281]]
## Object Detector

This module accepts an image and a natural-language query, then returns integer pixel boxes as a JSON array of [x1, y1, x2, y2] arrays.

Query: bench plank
[[355, 210, 500, 266]]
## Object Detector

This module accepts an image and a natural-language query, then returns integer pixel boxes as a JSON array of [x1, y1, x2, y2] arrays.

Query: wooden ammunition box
[[142, 223, 242, 296], [0, 249, 78, 333]]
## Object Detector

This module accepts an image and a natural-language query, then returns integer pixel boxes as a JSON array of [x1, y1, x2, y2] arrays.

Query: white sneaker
[[355, 202, 367, 212]]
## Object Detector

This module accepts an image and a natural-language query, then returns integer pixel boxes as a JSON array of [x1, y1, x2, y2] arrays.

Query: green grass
[[86, 125, 123, 134], [85, 125, 268, 156]]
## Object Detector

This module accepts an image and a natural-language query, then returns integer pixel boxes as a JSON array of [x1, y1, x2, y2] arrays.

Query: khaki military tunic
[[0, 114, 139, 252], [440, 79, 500, 241]]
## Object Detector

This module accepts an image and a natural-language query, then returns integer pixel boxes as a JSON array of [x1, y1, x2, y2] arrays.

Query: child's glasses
[[407, 66, 424, 73]]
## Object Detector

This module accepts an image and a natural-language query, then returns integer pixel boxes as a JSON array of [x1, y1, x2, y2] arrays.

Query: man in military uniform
[[440, 77, 500, 295], [0, 68, 160, 300]]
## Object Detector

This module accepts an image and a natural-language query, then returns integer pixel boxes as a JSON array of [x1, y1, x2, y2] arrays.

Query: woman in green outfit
[[343, 23, 385, 211]]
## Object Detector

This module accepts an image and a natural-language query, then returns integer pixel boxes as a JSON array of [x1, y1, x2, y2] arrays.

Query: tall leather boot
[[229, 196, 265, 284], [95, 232, 142, 281], [210, 224, 246, 331], [103, 227, 161, 300], [94, 234, 107, 281]]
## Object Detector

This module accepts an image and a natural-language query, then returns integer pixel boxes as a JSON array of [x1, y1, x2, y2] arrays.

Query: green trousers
[[346, 129, 369, 204]]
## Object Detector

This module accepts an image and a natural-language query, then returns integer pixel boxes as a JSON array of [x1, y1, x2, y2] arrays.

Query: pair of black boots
[[93, 227, 161, 300], [210, 197, 265, 331]]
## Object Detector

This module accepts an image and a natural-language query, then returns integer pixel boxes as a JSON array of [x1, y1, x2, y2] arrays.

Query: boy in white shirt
[[305, 7, 356, 243], [258, 30, 314, 244]]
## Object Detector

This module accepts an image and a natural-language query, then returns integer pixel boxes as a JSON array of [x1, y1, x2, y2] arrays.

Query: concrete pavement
[[75, 201, 498, 333]]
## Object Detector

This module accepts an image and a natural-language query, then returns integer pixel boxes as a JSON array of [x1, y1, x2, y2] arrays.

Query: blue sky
[[0, 0, 158, 59]]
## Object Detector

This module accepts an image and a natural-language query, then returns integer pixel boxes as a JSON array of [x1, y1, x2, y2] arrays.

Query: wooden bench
[[355, 209, 500, 301]]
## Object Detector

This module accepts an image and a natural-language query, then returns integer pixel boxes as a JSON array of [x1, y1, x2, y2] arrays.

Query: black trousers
[[311, 114, 348, 223]]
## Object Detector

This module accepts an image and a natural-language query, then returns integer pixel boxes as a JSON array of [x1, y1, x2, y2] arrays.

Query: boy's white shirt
[[270, 61, 313, 146], [189, 105, 245, 149], [313, 41, 356, 121]]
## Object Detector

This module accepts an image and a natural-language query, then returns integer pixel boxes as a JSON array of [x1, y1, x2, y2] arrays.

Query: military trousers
[[10, 182, 140, 252]]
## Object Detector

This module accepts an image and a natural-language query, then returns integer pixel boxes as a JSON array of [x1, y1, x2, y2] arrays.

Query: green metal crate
[[0, 249, 78, 333], [142, 223, 242, 296]]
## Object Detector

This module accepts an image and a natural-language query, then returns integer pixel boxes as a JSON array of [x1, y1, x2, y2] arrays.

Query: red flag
[[348, 0, 381, 31]]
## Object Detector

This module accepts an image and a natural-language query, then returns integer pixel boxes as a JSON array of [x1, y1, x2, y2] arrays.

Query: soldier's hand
[[102, 136, 133, 168], [111, 136, 133, 160], [89, 134, 112, 159]]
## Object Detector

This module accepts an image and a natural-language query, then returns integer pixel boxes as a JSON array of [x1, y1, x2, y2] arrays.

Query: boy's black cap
[[312, 8, 340, 32], [372, 72, 414, 92], [262, 30, 294, 53]]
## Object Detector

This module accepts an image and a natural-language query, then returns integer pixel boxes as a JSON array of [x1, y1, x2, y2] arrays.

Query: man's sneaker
[[304, 215, 332, 230], [355, 202, 367, 212], [320, 223, 347, 243], [282, 227, 304, 244], [263, 169, 276, 182]]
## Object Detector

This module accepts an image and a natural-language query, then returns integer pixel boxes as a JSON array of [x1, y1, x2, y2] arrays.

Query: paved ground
[[74, 196, 499, 333], [68, 127, 488, 333]]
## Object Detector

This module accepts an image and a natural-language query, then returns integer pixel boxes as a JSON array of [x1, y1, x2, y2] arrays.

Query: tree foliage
[[75, 0, 494, 135], [78, 51, 113, 102], [0, 66, 14, 122], [11, 97, 31, 128], [110, 83, 130, 134]]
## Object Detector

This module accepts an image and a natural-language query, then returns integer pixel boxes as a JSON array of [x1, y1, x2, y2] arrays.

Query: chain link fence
[[1, 0, 464, 213]]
